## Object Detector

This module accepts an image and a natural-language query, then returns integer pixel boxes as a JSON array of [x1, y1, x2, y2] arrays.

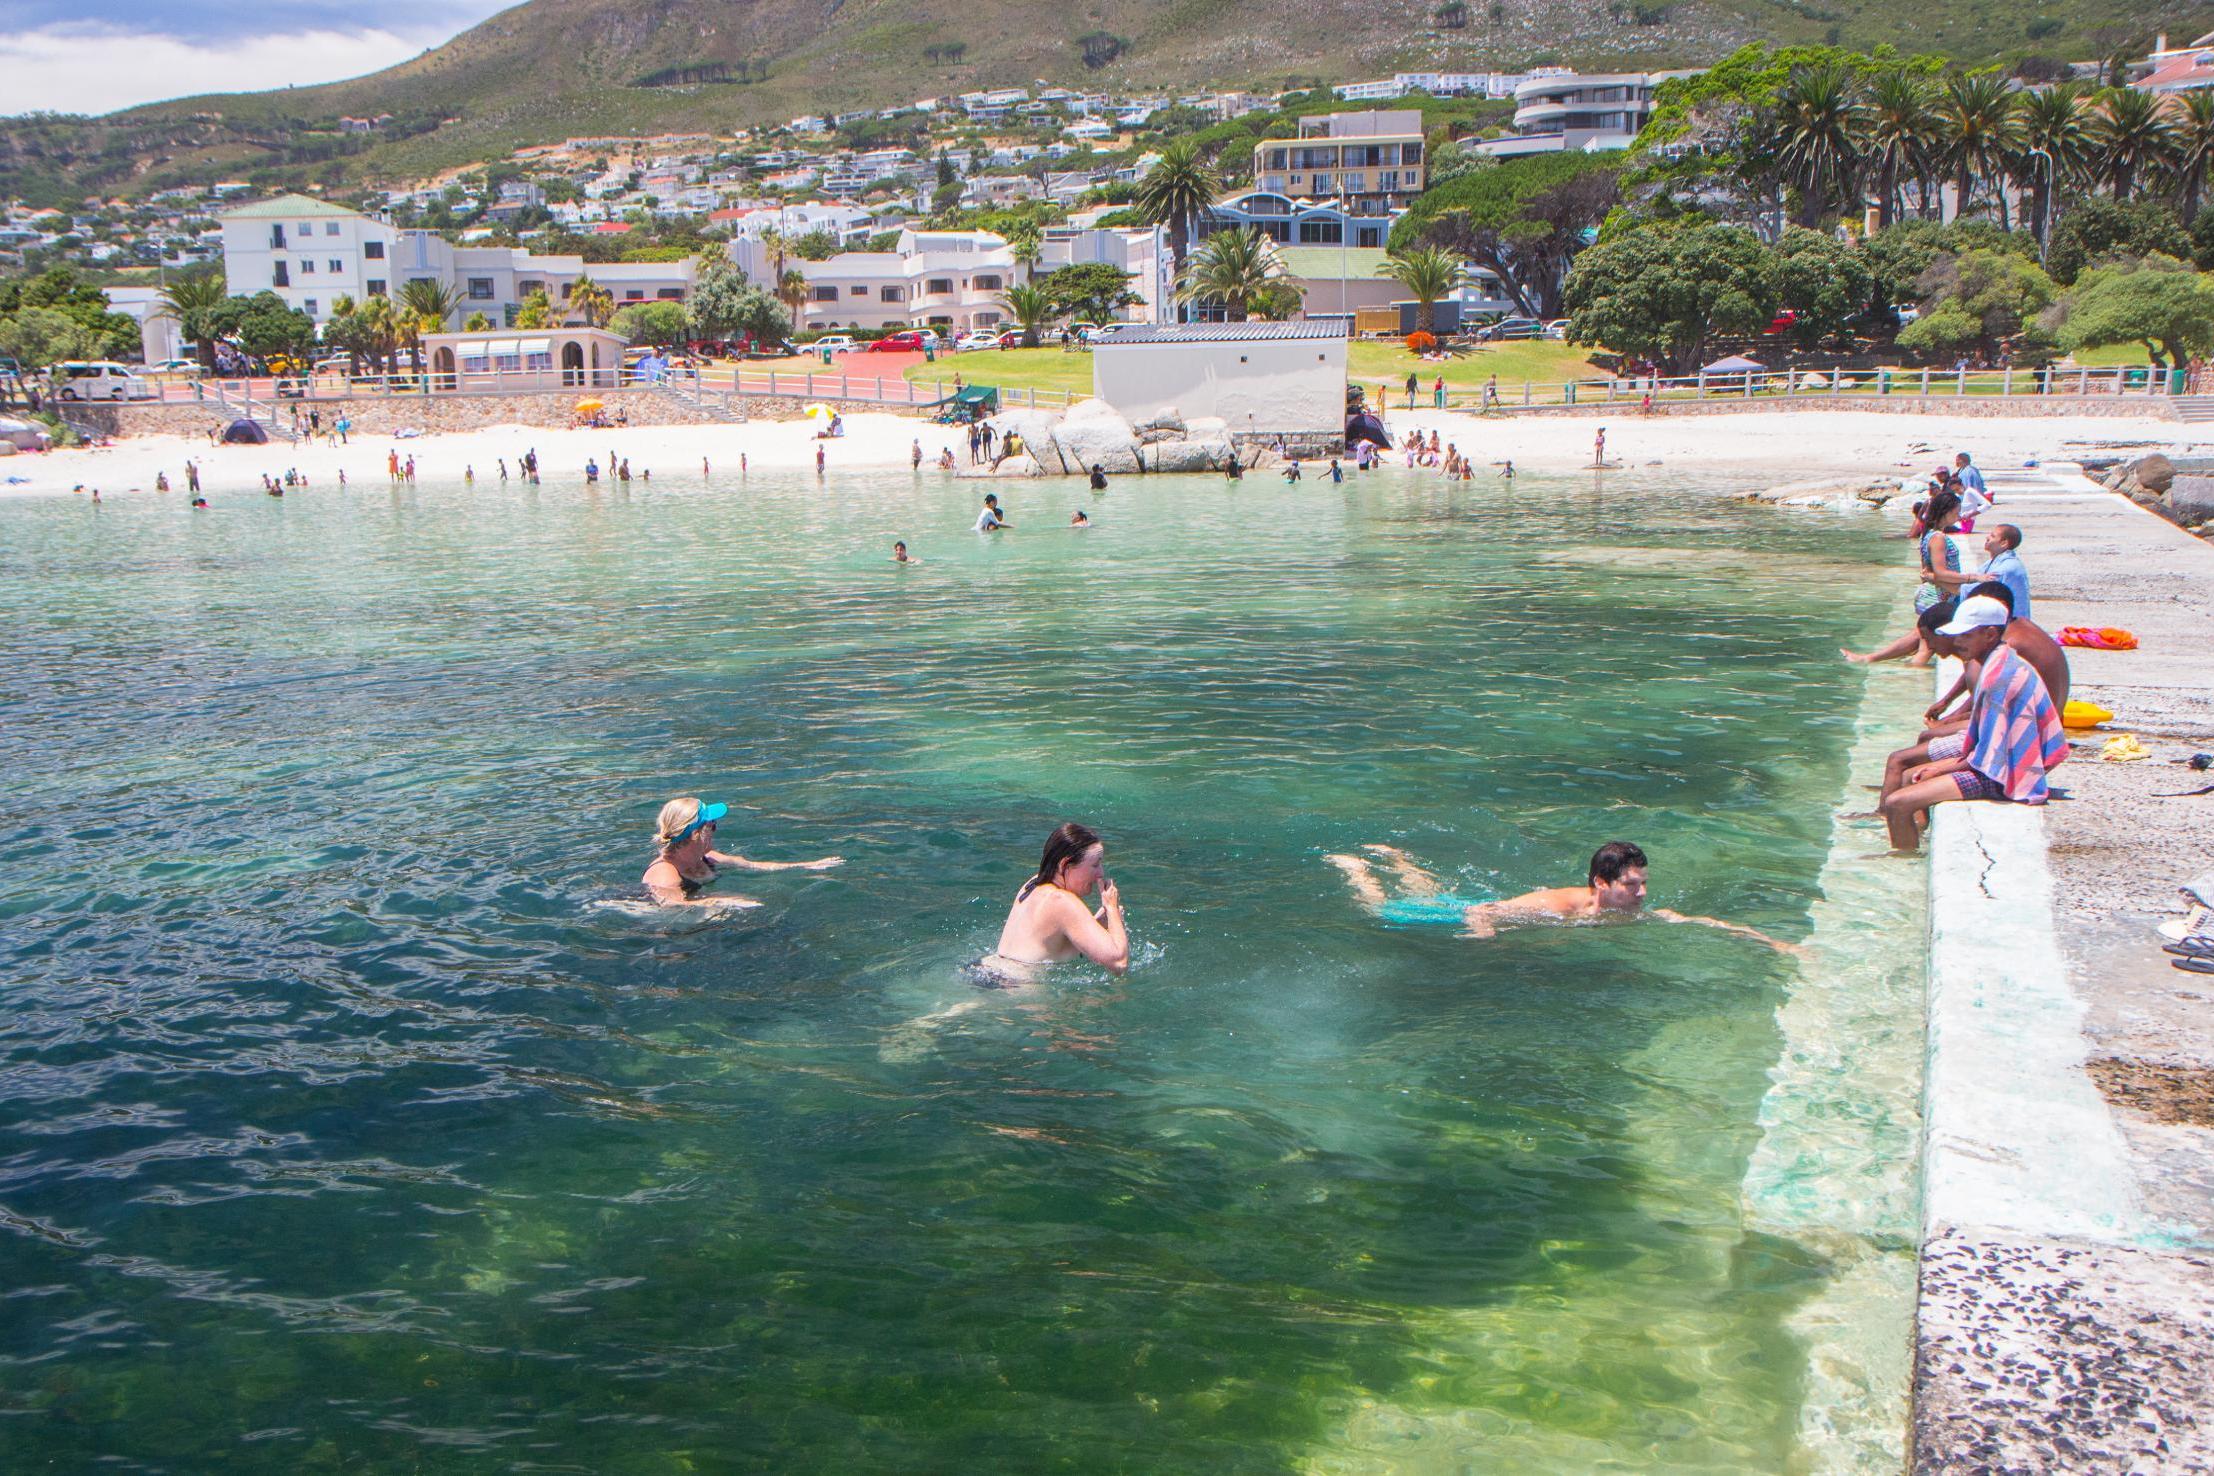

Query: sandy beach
[[4, 405, 2202, 498]]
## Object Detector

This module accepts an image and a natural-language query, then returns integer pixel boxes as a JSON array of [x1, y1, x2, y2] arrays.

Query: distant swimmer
[[892, 540, 919, 563], [642, 797, 844, 907], [975, 822, 1129, 983], [585, 458, 600, 484], [1070, 510, 1090, 528], [975, 493, 1011, 532], [1328, 840, 1797, 952]]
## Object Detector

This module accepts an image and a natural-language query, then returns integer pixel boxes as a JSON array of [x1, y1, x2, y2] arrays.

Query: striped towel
[[1966, 645, 2069, 803]]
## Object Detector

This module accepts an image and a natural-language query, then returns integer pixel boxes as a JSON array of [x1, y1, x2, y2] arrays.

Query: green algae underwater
[[0, 462, 1917, 1470]]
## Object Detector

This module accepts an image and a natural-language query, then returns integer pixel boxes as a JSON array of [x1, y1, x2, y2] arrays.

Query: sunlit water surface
[[1, 463, 1913, 1470]]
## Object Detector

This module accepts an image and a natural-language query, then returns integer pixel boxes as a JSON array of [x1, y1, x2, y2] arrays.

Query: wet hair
[[1992, 523, 2022, 550], [1588, 840, 1648, 884], [1018, 822, 1102, 900], [1918, 598, 1960, 634], [893, 540, 907, 550], [1966, 579, 2015, 613]]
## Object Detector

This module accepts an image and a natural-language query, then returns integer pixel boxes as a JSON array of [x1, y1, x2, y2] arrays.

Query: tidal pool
[[0, 464, 1918, 1470]]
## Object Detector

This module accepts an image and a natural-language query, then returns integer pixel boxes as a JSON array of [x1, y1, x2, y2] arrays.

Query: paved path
[[1912, 465, 2214, 1471]]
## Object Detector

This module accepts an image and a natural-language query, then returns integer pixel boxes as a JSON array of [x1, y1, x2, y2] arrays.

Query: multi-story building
[[217, 193, 395, 325], [1038, 224, 1171, 323], [1250, 110, 1425, 216], [1201, 191, 1399, 249], [776, 228, 1016, 333], [1475, 70, 1694, 157], [386, 232, 694, 328]]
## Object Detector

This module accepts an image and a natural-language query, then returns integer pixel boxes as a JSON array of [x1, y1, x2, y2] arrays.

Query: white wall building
[[1476, 70, 1695, 157], [1038, 224, 1172, 323], [746, 228, 1016, 332], [217, 193, 396, 324], [1091, 321, 1348, 436]]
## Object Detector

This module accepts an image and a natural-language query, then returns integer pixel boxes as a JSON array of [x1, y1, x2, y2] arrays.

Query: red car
[[867, 331, 927, 352], [1764, 310, 1799, 335]]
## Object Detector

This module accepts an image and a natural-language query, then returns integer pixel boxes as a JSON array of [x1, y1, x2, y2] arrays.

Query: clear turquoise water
[[0, 466, 1907, 1470]]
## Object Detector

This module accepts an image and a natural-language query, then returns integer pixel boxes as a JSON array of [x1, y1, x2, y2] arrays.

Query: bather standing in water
[[1328, 840, 1797, 952], [976, 823, 1129, 982], [642, 797, 843, 907]]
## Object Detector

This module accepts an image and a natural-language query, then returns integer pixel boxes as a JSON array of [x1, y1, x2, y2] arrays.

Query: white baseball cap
[[1936, 595, 2009, 636]]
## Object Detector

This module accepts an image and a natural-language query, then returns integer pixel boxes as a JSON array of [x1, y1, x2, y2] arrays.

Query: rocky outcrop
[[2165, 475, 2214, 525], [958, 398, 1253, 478], [1744, 475, 1914, 512], [1051, 398, 1144, 475]]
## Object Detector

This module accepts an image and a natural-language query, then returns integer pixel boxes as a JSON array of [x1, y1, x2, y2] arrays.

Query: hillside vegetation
[[3, 0, 2195, 203]]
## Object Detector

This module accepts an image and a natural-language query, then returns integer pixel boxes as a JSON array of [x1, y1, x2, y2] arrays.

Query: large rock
[[2166, 475, 2214, 523], [991, 410, 1067, 473], [1143, 437, 1234, 473], [1051, 397, 1142, 475], [2129, 453, 2176, 495]]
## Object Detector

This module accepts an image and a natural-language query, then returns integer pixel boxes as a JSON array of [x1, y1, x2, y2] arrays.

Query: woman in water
[[977, 823, 1129, 981], [642, 797, 843, 906]]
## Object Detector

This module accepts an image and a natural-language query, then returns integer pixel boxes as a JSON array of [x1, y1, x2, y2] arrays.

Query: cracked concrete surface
[[1911, 469, 2214, 1472]]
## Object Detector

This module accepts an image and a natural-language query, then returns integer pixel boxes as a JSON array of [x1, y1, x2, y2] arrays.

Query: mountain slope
[[5, 0, 2191, 202]]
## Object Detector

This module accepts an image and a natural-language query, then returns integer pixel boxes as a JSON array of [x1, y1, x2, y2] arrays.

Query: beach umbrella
[[1701, 355, 1765, 373], [574, 398, 604, 413], [803, 403, 832, 419]]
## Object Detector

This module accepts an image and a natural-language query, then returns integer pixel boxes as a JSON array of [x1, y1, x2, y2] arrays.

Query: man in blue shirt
[[1980, 524, 2031, 623]]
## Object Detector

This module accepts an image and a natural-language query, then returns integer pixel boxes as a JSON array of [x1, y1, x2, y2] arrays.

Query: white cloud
[[1, 23, 451, 117]]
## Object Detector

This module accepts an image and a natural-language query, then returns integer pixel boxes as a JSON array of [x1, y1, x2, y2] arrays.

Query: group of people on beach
[[1840, 453, 2071, 853]]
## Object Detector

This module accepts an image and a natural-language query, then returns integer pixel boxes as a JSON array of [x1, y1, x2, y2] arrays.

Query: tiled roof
[[219, 193, 360, 219], [1093, 320, 1351, 345]]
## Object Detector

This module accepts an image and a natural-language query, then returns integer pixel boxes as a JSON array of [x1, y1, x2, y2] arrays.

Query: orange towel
[[2057, 627, 2138, 651]]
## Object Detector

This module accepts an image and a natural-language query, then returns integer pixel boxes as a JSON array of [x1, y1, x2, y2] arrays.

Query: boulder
[[991, 410, 1067, 473], [1184, 415, 1229, 440], [1749, 476, 1893, 506], [2166, 475, 2214, 523], [2129, 453, 2176, 495], [1143, 437, 1233, 473], [1051, 397, 1142, 474], [1132, 410, 1186, 442]]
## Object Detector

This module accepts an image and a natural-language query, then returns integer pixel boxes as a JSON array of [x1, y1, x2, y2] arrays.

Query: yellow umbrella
[[574, 399, 604, 413], [803, 403, 833, 419]]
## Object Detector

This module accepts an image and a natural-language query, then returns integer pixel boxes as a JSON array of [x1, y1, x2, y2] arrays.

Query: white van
[[52, 362, 159, 402]]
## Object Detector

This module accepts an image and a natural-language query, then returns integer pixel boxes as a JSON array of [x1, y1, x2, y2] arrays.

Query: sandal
[[2174, 956, 2214, 975], [2165, 938, 2214, 958]]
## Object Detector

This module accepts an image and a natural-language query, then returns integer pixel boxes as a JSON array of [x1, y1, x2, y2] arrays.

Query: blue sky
[[3, 0, 517, 116]]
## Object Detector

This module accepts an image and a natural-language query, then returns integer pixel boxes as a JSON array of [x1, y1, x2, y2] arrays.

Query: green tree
[[1773, 226, 1875, 346], [0, 305, 111, 369], [208, 291, 317, 362], [515, 289, 556, 329], [1934, 71, 2020, 226], [2045, 197, 2193, 286], [1864, 69, 1937, 228], [2174, 91, 2214, 224], [569, 276, 616, 328], [1375, 245, 1467, 336], [611, 299, 691, 345], [997, 283, 1054, 347], [1036, 262, 1139, 324], [2089, 87, 2181, 202], [154, 268, 229, 372], [1176, 228, 1288, 322], [1134, 139, 1223, 274], [1005, 220, 1043, 286], [1768, 60, 1863, 227], [687, 252, 756, 340], [2011, 84, 2091, 250], [1562, 223, 1780, 373], [1897, 247, 2057, 361], [2049, 254, 2214, 369], [791, 228, 840, 260], [1393, 151, 1620, 319], [1423, 140, 1493, 191], [463, 310, 494, 332]]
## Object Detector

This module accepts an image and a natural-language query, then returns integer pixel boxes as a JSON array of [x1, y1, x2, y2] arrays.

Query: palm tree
[[776, 267, 810, 328], [2172, 90, 2214, 222], [2011, 84, 2089, 251], [1376, 246, 1467, 336], [1863, 70, 1935, 228], [1135, 138, 1222, 295], [1176, 227, 1287, 323], [997, 284, 1053, 348], [355, 294, 400, 376], [1934, 72, 2020, 226], [396, 277, 460, 373], [2090, 87, 2181, 201], [155, 269, 229, 372], [569, 276, 616, 329], [1770, 60, 1863, 227], [1006, 220, 1043, 286]]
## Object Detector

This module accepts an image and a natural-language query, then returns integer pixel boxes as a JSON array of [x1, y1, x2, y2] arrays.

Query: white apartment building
[[1202, 192, 1398, 249], [217, 193, 396, 324], [779, 229, 1016, 333], [387, 232, 694, 328], [1251, 111, 1426, 215], [1476, 70, 1694, 157], [1038, 224, 1172, 323]]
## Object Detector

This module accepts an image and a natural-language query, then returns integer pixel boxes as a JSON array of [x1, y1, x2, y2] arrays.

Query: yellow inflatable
[[2062, 700, 2112, 729]]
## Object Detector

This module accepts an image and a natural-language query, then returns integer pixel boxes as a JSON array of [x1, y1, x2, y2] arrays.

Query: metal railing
[[1374, 364, 2185, 413], [154, 366, 1078, 413]]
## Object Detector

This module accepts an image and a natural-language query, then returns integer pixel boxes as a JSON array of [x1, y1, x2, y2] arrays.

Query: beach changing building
[[1091, 321, 1348, 437]]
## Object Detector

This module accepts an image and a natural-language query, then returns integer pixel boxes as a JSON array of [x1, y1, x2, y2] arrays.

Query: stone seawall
[[1487, 395, 2180, 420], [75, 389, 928, 441]]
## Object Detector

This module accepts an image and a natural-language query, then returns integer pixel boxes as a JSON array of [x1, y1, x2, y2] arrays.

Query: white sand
[[3, 406, 2200, 498]]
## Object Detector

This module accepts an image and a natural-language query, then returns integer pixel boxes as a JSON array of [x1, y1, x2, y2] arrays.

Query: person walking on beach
[[642, 797, 844, 908], [1406, 371, 1420, 409], [1593, 427, 1607, 467], [1483, 374, 1499, 411], [912, 438, 923, 470], [1327, 841, 1797, 951], [1433, 374, 1446, 409], [975, 822, 1129, 982], [185, 461, 199, 493], [388, 450, 400, 482], [815, 444, 826, 476]]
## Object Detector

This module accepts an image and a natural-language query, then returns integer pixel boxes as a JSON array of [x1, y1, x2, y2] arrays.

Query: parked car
[[953, 331, 1001, 352], [50, 361, 159, 401], [1890, 304, 1921, 325], [810, 334, 858, 354], [1543, 320, 1572, 340], [1764, 309, 1799, 335], [1479, 317, 1544, 342], [148, 357, 203, 376], [995, 329, 1028, 349], [866, 330, 928, 352]]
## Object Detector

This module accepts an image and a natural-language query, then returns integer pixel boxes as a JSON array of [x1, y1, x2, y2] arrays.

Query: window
[[813, 286, 839, 302], [1400, 142, 1421, 165], [367, 278, 387, 297], [298, 223, 314, 236], [270, 227, 287, 248], [975, 311, 1001, 327], [1341, 173, 1365, 193], [519, 280, 541, 298], [849, 285, 866, 296], [468, 278, 495, 299], [299, 260, 315, 274], [623, 289, 644, 301], [1379, 171, 1400, 191], [925, 277, 952, 295], [880, 286, 904, 303], [560, 282, 574, 298], [1355, 227, 1382, 248], [972, 274, 1001, 291], [1311, 173, 1333, 194], [273, 263, 289, 286], [655, 287, 683, 300], [324, 222, 340, 236], [365, 240, 385, 260], [1296, 219, 1342, 244], [303, 299, 318, 316], [328, 259, 343, 273]]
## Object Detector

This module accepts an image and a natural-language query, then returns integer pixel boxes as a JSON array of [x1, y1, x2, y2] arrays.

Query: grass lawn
[[1348, 339, 1604, 389], [901, 348, 1098, 398], [2069, 342, 2153, 367]]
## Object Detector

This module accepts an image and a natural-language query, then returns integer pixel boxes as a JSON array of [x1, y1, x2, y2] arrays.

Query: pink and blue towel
[[1966, 645, 2068, 803]]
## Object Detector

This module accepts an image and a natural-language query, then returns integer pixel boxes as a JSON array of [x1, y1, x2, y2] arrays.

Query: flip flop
[[2174, 956, 2214, 975], [2164, 938, 2214, 958]]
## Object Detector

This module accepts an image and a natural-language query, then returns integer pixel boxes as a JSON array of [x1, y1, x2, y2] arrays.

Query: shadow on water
[[0, 468, 1905, 1470]]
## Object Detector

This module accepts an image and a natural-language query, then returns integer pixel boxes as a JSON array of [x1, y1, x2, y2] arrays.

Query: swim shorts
[[1952, 769, 2008, 802], [1927, 732, 1966, 763], [1377, 895, 1488, 928]]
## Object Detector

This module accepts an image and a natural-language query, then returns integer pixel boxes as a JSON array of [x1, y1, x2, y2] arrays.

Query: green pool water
[[0, 465, 1917, 1471]]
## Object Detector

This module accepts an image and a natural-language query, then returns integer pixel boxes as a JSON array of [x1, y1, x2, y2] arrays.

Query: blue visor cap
[[674, 801, 729, 844]]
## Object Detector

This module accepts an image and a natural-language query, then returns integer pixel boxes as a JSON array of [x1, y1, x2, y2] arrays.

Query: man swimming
[[1327, 840, 1798, 952]]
